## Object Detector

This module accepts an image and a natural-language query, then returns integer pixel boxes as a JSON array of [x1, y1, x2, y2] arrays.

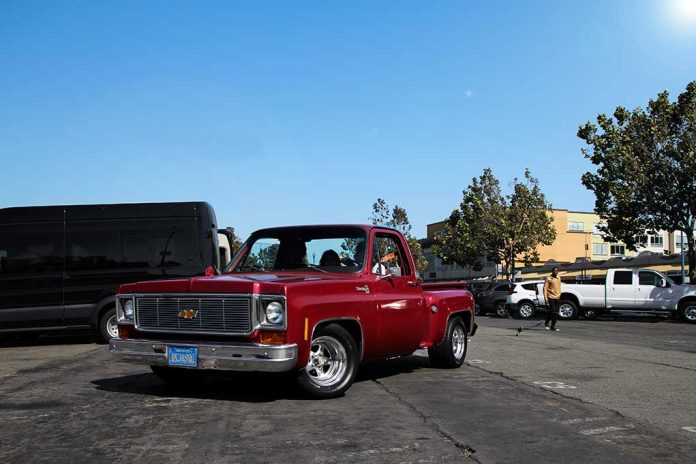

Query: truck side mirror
[[660, 278, 668, 288]]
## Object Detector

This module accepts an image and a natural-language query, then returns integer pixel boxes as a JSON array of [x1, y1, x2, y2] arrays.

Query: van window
[[613, 271, 633, 285], [0, 223, 64, 275]]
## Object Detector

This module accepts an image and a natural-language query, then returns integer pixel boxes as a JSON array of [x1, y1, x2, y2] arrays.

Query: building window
[[649, 235, 663, 247], [592, 243, 608, 256], [569, 221, 584, 232], [610, 244, 625, 256]]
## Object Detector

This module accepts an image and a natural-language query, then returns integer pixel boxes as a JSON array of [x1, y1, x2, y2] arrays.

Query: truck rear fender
[[560, 292, 580, 308], [424, 291, 475, 344]]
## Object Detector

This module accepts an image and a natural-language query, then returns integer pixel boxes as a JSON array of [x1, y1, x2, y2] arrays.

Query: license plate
[[167, 346, 198, 367]]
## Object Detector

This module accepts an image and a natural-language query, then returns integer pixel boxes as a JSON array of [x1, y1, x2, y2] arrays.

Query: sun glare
[[670, 0, 696, 25]]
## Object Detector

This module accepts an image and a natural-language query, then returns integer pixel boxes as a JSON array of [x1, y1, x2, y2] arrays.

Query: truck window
[[373, 234, 411, 276], [0, 223, 64, 275], [613, 271, 633, 285], [638, 271, 661, 286]]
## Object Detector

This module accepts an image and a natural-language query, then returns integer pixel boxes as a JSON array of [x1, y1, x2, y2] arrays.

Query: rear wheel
[[428, 317, 468, 368], [98, 307, 118, 342], [557, 300, 578, 320], [582, 308, 598, 320], [296, 324, 358, 398], [679, 300, 696, 323], [517, 302, 536, 319], [495, 302, 508, 318]]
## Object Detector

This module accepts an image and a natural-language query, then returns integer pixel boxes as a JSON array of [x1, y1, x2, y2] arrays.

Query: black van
[[0, 202, 220, 341]]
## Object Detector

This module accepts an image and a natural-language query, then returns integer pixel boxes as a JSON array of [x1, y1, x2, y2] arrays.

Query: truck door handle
[[355, 286, 370, 294], [408, 280, 420, 287]]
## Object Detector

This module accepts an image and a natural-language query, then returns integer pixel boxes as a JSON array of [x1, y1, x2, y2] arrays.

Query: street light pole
[[681, 229, 686, 283]]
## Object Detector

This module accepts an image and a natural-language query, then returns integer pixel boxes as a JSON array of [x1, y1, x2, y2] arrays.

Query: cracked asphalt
[[1, 315, 695, 464]]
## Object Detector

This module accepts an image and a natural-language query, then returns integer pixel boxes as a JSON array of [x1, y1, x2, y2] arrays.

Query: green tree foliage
[[433, 168, 556, 280], [370, 198, 428, 274], [579, 81, 696, 282]]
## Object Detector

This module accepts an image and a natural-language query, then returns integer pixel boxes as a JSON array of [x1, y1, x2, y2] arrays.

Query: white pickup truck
[[536, 268, 696, 322]]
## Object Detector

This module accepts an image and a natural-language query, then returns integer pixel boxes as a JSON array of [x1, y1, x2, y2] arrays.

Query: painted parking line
[[534, 381, 577, 389], [682, 427, 696, 433], [579, 424, 635, 436], [561, 417, 609, 425], [466, 359, 492, 364]]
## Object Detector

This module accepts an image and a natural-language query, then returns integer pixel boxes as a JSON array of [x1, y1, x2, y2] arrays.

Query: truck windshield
[[228, 227, 367, 274]]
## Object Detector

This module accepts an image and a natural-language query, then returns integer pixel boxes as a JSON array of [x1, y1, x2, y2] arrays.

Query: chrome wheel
[[305, 336, 348, 388], [106, 314, 118, 339], [451, 324, 466, 360], [683, 304, 696, 322], [558, 302, 576, 319], [518, 303, 535, 319]]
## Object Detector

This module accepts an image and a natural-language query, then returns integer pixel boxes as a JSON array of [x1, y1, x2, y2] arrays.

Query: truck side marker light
[[304, 317, 309, 341]]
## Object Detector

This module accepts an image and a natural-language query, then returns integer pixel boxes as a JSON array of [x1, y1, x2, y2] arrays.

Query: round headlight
[[123, 300, 134, 319], [265, 301, 284, 324]]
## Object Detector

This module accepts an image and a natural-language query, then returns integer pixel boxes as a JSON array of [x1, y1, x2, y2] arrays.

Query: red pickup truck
[[110, 225, 476, 397]]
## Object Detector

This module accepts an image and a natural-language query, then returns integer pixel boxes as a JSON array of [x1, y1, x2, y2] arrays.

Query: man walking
[[544, 267, 561, 331]]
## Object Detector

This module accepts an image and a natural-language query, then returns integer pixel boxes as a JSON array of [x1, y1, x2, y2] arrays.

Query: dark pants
[[545, 299, 559, 328]]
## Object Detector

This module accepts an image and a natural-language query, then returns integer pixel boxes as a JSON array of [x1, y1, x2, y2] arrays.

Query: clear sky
[[1, 0, 695, 239]]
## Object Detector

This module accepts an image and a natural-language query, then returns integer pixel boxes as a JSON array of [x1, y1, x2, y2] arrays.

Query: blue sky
[[1, 0, 695, 239]]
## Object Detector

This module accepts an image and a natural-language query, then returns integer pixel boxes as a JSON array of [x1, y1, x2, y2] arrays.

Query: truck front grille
[[135, 296, 252, 335]]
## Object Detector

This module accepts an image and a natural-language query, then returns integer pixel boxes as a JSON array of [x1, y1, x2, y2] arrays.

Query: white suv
[[506, 280, 544, 319]]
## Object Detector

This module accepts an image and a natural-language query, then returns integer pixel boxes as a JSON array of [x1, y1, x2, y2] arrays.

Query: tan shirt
[[544, 275, 561, 300]]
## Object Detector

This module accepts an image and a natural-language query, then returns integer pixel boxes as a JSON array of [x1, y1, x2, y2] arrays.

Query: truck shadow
[[0, 333, 101, 348], [91, 354, 433, 403]]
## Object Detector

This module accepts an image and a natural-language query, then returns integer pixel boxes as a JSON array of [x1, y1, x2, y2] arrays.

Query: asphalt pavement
[[0, 315, 695, 464]]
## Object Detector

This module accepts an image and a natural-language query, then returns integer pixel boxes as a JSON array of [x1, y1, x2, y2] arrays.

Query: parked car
[[0, 202, 221, 341], [110, 224, 477, 398], [535, 269, 696, 322], [477, 282, 512, 317], [506, 280, 544, 319]]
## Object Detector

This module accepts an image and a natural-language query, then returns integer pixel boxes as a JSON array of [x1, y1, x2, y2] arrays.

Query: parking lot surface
[[1, 315, 695, 464]]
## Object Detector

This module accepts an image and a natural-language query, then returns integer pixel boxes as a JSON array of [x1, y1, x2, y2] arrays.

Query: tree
[[433, 168, 556, 280], [579, 81, 696, 282], [370, 198, 428, 274], [224, 227, 243, 256]]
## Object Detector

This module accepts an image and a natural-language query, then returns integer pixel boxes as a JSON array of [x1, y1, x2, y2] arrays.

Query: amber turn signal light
[[259, 331, 286, 345]]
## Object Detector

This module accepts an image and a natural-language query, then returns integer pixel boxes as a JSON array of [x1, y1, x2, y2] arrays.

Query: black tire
[[494, 302, 508, 318], [474, 304, 482, 316], [98, 307, 118, 342], [428, 317, 468, 368], [295, 324, 358, 398], [150, 365, 205, 385], [679, 300, 696, 323], [557, 300, 578, 320], [517, 301, 536, 319], [582, 308, 598, 320]]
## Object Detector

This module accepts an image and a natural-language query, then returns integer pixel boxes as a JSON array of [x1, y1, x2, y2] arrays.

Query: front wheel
[[557, 300, 578, 320], [296, 324, 358, 398], [679, 301, 696, 323], [428, 317, 468, 368]]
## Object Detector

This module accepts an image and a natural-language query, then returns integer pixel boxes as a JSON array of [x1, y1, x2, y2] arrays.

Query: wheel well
[[518, 299, 535, 307], [314, 319, 363, 360], [450, 310, 472, 334], [560, 293, 579, 307], [96, 303, 115, 328], [679, 297, 696, 309]]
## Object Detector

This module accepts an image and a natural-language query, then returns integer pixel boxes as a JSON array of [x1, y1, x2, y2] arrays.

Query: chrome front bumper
[[109, 338, 298, 372]]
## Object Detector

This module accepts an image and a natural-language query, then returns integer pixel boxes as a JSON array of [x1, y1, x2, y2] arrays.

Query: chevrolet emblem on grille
[[178, 309, 199, 320]]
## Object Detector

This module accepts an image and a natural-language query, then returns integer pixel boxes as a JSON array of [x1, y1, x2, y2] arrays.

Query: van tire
[[98, 307, 118, 342]]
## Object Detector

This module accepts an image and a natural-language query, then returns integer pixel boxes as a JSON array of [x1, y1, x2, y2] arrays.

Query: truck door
[[607, 270, 635, 309], [636, 271, 672, 309], [370, 231, 427, 357]]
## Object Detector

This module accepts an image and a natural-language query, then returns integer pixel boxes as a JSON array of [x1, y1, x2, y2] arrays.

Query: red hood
[[119, 272, 356, 295]]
